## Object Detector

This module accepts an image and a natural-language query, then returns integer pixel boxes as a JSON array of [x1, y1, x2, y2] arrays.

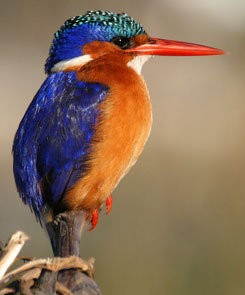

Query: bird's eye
[[111, 36, 131, 49]]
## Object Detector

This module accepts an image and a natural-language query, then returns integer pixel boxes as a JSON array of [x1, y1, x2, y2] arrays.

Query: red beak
[[126, 37, 226, 56]]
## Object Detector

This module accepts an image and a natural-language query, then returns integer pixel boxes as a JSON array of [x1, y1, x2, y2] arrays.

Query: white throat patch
[[127, 55, 151, 75], [51, 55, 93, 72]]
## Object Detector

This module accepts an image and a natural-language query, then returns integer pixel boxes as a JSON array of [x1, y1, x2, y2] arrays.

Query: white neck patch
[[127, 55, 151, 75], [50, 54, 93, 72]]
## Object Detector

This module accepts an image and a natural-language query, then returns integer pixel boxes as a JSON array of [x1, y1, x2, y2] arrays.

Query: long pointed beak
[[126, 37, 226, 56]]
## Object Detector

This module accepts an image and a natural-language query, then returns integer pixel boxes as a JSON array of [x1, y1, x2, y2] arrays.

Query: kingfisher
[[13, 11, 225, 253]]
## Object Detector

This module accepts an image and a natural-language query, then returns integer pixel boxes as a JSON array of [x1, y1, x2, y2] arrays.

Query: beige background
[[1, 0, 245, 294]]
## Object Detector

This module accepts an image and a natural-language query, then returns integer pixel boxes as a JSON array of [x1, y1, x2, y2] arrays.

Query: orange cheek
[[82, 41, 121, 59], [81, 35, 149, 60]]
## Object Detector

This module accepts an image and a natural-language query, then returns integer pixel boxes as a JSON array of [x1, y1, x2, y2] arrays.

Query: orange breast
[[64, 55, 152, 212]]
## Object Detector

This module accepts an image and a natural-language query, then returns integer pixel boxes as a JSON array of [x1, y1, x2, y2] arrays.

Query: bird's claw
[[106, 194, 112, 215], [88, 210, 99, 231], [88, 194, 112, 231]]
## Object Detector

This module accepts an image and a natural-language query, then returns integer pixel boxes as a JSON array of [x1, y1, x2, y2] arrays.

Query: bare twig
[[0, 256, 94, 289], [0, 288, 15, 295], [0, 223, 101, 294], [0, 232, 29, 280], [56, 282, 73, 295]]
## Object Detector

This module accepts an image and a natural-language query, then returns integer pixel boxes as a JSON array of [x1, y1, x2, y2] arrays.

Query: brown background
[[1, 0, 245, 294]]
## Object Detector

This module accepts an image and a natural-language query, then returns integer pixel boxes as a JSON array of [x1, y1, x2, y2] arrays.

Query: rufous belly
[[64, 62, 152, 212]]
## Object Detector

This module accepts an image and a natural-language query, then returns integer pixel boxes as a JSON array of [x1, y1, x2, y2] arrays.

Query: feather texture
[[13, 71, 108, 219]]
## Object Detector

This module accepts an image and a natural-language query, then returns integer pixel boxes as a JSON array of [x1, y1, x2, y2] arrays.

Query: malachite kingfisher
[[13, 11, 225, 237]]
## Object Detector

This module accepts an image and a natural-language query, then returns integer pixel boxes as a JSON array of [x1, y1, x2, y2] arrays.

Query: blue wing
[[13, 71, 109, 219]]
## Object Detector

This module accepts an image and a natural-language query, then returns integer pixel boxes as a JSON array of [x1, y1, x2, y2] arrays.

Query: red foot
[[88, 209, 99, 231], [106, 194, 113, 215]]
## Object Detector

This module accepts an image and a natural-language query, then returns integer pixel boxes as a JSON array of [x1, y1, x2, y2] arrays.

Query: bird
[[12, 10, 225, 255]]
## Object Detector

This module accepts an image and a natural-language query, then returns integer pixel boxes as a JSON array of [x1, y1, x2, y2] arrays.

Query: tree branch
[[0, 231, 29, 280], [0, 212, 102, 295]]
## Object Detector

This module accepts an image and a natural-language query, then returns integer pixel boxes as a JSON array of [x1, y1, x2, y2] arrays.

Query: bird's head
[[45, 10, 225, 75]]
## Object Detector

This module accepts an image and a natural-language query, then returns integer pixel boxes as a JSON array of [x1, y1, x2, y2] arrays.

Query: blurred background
[[0, 0, 245, 294]]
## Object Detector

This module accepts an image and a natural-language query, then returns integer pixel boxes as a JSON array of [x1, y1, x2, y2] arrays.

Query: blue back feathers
[[13, 72, 108, 219], [45, 10, 146, 73]]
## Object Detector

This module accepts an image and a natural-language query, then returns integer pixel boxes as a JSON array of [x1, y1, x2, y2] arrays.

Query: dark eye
[[111, 36, 131, 49]]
